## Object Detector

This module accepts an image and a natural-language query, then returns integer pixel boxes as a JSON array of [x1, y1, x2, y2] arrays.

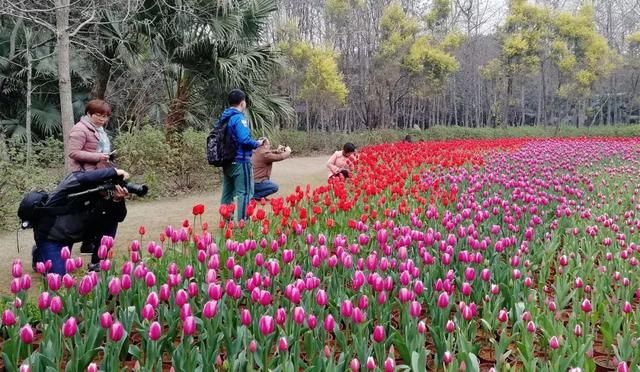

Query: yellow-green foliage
[[380, 3, 418, 57], [425, 0, 450, 29], [289, 42, 348, 106], [378, 1, 459, 87]]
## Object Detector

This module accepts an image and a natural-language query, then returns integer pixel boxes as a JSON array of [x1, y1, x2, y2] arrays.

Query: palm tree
[[137, 0, 293, 137]]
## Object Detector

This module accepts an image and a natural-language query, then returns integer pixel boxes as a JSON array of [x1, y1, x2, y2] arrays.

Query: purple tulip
[[110, 322, 124, 342], [50, 296, 62, 314], [100, 312, 113, 329], [148, 321, 162, 341], [183, 316, 196, 336], [2, 309, 16, 327], [259, 315, 275, 335]]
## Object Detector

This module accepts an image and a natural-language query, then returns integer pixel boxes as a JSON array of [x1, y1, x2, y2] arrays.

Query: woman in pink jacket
[[326, 142, 357, 180], [68, 99, 113, 172]]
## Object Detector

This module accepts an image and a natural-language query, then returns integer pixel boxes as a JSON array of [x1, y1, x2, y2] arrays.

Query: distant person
[[327, 142, 357, 180], [403, 134, 412, 143], [217, 89, 263, 220], [252, 138, 292, 200], [69, 99, 114, 172]]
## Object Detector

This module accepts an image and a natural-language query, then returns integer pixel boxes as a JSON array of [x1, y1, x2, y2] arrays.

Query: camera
[[67, 179, 148, 199]]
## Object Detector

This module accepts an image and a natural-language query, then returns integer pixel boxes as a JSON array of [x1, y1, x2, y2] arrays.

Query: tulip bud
[[87, 363, 98, 372], [574, 324, 582, 337], [446, 320, 456, 333], [443, 351, 453, 365], [581, 299, 592, 313], [366, 357, 376, 370], [526, 321, 536, 333], [248, 340, 257, 353], [324, 314, 335, 332], [350, 358, 360, 371], [149, 321, 162, 341], [50, 296, 63, 314], [373, 325, 385, 343], [62, 317, 77, 338], [100, 312, 113, 329], [19, 364, 30, 372], [549, 336, 560, 349], [183, 316, 196, 336], [384, 357, 395, 372], [110, 321, 124, 342], [2, 309, 16, 327], [259, 315, 275, 335]]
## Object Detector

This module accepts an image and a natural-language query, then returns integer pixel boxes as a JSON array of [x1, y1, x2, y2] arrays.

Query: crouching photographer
[[20, 167, 146, 275]]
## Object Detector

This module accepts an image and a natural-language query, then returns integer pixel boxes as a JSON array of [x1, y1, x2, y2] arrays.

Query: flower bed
[[2, 138, 640, 371]]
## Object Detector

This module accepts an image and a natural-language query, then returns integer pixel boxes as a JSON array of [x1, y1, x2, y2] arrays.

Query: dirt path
[[0, 156, 328, 295]]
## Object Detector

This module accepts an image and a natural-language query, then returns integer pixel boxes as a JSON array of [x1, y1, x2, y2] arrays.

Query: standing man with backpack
[[214, 89, 263, 221]]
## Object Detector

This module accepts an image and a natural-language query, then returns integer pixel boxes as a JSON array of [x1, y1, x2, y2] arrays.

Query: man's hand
[[115, 168, 130, 180], [112, 185, 129, 201], [285, 146, 291, 153], [277, 145, 285, 152], [257, 139, 265, 147]]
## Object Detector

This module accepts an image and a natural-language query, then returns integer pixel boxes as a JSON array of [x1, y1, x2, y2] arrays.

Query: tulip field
[[3, 138, 640, 371]]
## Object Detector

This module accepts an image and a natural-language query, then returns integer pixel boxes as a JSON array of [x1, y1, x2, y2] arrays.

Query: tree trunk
[[56, 0, 74, 173], [25, 28, 33, 165], [165, 73, 190, 141], [92, 46, 116, 99]]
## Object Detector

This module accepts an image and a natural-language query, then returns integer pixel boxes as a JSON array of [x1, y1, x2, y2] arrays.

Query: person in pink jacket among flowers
[[326, 142, 357, 180]]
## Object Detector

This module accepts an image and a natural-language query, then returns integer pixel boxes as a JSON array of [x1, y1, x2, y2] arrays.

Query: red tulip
[[192, 204, 205, 216]]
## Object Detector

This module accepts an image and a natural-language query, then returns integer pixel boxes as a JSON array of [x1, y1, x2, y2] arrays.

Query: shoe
[[80, 241, 95, 254], [88, 263, 100, 272]]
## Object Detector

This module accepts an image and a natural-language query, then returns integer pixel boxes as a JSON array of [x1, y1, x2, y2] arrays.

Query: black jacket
[[35, 168, 127, 242]]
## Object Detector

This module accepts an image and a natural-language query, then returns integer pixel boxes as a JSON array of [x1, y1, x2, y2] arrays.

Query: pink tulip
[[21, 274, 32, 291], [574, 324, 582, 337], [208, 284, 223, 300], [61, 246, 71, 260], [19, 364, 30, 372], [350, 358, 360, 371], [622, 301, 632, 314], [498, 309, 508, 323], [293, 306, 305, 325], [549, 336, 560, 349], [366, 357, 376, 370], [437, 292, 449, 308], [307, 314, 317, 329], [122, 274, 132, 290], [37, 292, 51, 310], [62, 317, 77, 338], [248, 340, 257, 353], [203, 300, 219, 319], [20, 324, 34, 344], [159, 284, 171, 302], [139, 303, 155, 322], [443, 351, 453, 365], [384, 357, 395, 372], [418, 320, 427, 334], [175, 289, 188, 307], [324, 314, 335, 332], [581, 299, 592, 313], [78, 275, 93, 296], [373, 325, 385, 343], [341, 300, 353, 317], [2, 309, 16, 327], [108, 277, 121, 296], [149, 321, 162, 341], [183, 316, 196, 336], [180, 304, 192, 320], [461, 282, 472, 296], [87, 363, 98, 372], [110, 322, 124, 342], [352, 307, 366, 323], [316, 289, 328, 307], [47, 273, 61, 291], [446, 320, 456, 333], [259, 315, 275, 335], [617, 362, 630, 372], [145, 272, 156, 287], [278, 337, 288, 352], [50, 296, 63, 314], [100, 312, 113, 329], [409, 301, 421, 318], [527, 321, 536, 333]]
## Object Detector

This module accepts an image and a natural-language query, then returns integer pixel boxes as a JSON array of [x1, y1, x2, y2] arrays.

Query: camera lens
[[125, 182, 148, 197]]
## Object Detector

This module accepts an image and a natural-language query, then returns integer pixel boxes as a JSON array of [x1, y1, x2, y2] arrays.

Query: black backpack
[[206, 115, 237, 167]]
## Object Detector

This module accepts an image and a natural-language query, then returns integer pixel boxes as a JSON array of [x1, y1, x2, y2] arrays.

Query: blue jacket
[[218, 108, 259, 163]]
